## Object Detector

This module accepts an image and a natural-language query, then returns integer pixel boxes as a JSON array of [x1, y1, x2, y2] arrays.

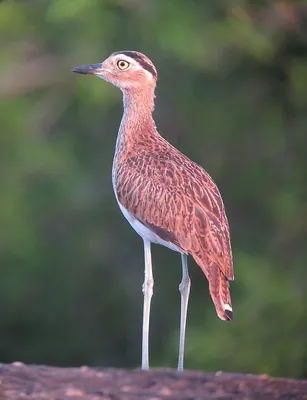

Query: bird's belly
[[117, 201, 184, 254]]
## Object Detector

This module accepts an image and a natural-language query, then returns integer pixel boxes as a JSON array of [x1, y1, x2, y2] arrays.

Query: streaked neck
[[122, 86, 156, 127], [115, 86, 158, 158]]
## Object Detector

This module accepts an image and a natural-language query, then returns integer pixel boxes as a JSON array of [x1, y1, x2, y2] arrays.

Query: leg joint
[[142, 276, 154, 295], [179, 276, 191, 293]]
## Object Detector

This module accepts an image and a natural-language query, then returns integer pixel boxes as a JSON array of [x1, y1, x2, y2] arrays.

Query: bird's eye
[[117, 60, 130, 70]]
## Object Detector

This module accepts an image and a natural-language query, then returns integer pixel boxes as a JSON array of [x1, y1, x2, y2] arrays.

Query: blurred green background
[[1, 0, 307, 379]]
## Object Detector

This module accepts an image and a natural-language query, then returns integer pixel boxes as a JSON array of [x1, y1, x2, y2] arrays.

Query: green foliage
[[1, 0, 307, 378]]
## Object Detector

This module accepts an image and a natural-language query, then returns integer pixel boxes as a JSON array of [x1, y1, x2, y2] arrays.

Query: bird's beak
[[71, 63, 103, 75]]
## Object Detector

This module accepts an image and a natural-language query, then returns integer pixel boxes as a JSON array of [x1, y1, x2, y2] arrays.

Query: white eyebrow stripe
[[112, 54, 154, 80], [113, 54, 137, 64]]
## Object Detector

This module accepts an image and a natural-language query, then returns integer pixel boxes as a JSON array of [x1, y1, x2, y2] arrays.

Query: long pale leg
[[178, 253, 191, 371], [141, 240, 154, 370]]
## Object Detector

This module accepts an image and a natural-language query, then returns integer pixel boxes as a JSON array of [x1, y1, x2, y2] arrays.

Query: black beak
[[71, 63, 102, 75]]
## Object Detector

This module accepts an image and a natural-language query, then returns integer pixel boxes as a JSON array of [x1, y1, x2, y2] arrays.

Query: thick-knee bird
[[72, 51, 234, 371]]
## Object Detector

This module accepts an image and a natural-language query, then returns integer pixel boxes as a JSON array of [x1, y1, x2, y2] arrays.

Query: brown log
[[0, 363, 306, 399]]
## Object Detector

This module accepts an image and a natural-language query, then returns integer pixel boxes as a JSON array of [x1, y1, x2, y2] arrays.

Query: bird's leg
[[141, 240, 154, 370], [178, 253, 191, 371]]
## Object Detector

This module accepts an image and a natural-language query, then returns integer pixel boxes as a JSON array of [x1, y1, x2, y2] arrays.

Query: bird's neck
[[115, 87, 158, 159], [122, 87, 156, 129]]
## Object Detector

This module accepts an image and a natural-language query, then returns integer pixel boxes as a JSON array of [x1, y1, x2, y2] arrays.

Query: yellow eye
[[117, 60, 130, 70]]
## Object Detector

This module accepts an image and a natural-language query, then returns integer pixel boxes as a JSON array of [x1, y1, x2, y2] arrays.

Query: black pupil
[[120, 62, 125, 67]]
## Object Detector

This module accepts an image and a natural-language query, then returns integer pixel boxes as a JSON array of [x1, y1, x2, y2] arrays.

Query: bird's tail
[[208, 263, 233, 321]]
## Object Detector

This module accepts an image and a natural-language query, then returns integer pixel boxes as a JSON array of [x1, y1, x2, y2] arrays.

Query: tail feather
[[209, 263, 233, 321]]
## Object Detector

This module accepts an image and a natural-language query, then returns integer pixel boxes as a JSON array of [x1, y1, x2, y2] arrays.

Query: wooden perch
[[0, 363, 306, 399]]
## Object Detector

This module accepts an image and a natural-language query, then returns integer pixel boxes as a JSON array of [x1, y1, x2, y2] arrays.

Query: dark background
[[1, 0, 307, 379]]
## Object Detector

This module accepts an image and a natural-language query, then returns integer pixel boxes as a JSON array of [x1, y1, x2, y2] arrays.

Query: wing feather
[[115, 150, 234, 282]]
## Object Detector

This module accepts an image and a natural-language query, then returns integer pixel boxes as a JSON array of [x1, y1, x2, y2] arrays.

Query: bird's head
[[72, 51, 157, 91]]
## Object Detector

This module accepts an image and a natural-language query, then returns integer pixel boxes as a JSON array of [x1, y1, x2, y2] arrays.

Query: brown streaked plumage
[[72, 50, 234, 371], [115, 138, 234, 316]]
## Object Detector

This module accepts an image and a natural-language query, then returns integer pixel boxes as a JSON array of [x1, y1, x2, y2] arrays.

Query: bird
[[72, 51, 234, 372]]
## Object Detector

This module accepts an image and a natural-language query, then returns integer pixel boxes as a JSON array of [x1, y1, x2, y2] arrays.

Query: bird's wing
[[115, 150, 234, 281]]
